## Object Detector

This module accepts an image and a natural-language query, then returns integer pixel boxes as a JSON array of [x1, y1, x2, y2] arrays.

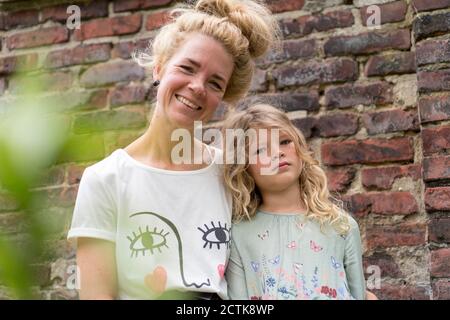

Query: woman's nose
[[188, 78, 206, 97]]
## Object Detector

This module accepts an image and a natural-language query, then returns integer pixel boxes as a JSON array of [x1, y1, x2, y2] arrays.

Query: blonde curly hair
[[133, 0, 280, 104], [222, 104, 351, 235]]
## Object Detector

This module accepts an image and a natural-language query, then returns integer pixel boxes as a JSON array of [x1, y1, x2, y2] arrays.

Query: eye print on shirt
[[127, 226, 170, 258], [197, 221, 231, 250], [129, 212, 211, 289]]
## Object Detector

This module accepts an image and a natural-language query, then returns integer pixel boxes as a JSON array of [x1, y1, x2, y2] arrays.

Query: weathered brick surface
[[324, 30, 410, 56], [366, 222, 427, 249], [365, 52, 416, 76], [360, 1, 407, 26], [74, 14, 142, 41], [431, 248, 450, 277], [412, 0, 450, 12], [7, 26, 69, 49], [322, 137, 414, 165], [425, 187, 450, 212], [363, 251, 403, 278], [110, 85, 149, 107], [80, 60, 145, 88], [423, 155, 450, 182], [44, 44, 111, 69], [42, 1, 108, 22], [237, 92, 320, 112], [422, 126, 450, 155], [419, 94, 450, 123], [114, 0, 173, 12], [413, 12, 450, 40], [372, 283, 430, 300], [326, 168, 356, 193], [146, 10, 172, 31], [418, 69, 450, 93], [273, 58, 358, 88], [343, 192, 418, 217], [363, 109, 419, 135], [362, 164, 421, 190], [267, 0, 305, 13], [433, 280, 450, 300], [0, 10, 39, 30], [416, 39, 450, 66], [429, 217, 450, 243], [325, 82, 393, 109], [256, 39, 317, 66]]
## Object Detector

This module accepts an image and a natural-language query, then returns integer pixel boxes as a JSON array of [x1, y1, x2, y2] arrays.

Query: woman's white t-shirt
[[67, 148, 231, 299]]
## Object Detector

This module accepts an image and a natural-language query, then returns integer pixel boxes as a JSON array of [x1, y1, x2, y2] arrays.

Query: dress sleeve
[[67, 167, 117, 242], [225, 235, 249, 300], [343, 218, 366, 300]]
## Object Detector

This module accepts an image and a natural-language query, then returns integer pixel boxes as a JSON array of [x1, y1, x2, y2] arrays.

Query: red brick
[[361, 1, 407, 26], [0, 10, 39, 30], [292, 117, 315, 139], [416, 39, 450, 66], [74, 14, 142, 41], [425, 187, 450, 212], [267, 0, 305, 13], [343, 192, 418, 217], [366, 222, 426, 249], [365, 52, 416, 77], [422, 126, 450, 155], [42, 0, 108, 22], [362, 164, 421, 190], [44, 44, 111, 69], [363, 251, 403, 278], [249, 69, 268, 93], [315, 113, 359, 137], [146, 10, 172, 31], [322, 137, 413, 166], [423, 155, 450, 182], [324, 30, 410, 56], [419, 94, 450, 123], [80, 60, 145, 88], [280, 10, 354, 38], [431, 248, 450, 277], [7, 26, 69, 50], [363, 109, 419, 135], [112, 38, 152, 60], [273, 58, 358, 89], [238, 92, 320, 113], [114, 0, 173, 12], [325, 82, 393, 109], [418, 69, 450, 93], [372, 283, 430, 300], [413, 12, 450, 41], [326, 168, 356, 193], [73, 108, 147, 134], [256, 39, 316, 66], [0, 53, 38, 75], [429, 217, 450, 243], [110, 85, 148, 107], [67, 165, 88, 185], [413, 0, 450, 11], [433, 279, 450, 300]]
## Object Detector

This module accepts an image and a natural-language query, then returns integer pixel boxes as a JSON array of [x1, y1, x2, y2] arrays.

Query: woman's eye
[[210, 81, 222, 91], [180, 65, 194, 73], [281, 139, 292, 145]]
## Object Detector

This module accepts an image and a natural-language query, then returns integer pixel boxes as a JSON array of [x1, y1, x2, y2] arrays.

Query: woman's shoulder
[[82, 149, 127, 183]]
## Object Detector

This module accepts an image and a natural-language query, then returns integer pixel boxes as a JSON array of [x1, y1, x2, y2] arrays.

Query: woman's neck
[[125, 112, 208, 170], [258, 182, 306, 214]]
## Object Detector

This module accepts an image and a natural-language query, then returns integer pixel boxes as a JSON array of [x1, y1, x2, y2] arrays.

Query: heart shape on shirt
[[145, 266, 167, 294], [218, 264, 225, 279]]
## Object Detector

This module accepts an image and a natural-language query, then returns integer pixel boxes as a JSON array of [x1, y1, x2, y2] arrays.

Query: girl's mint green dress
[[226, 210, 366, 300]]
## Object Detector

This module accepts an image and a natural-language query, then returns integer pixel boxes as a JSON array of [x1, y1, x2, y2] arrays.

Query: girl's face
[[247, 128, 303, 193], [153, 33, 234, 129]]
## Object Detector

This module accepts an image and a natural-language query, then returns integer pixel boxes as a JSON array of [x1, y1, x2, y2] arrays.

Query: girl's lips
[[278, 161, 289, 168]]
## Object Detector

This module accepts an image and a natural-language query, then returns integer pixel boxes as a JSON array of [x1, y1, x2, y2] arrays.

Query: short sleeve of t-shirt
[[67, 166, 117, 242]]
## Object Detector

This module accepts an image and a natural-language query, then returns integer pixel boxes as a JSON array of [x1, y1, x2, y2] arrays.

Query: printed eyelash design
[[197, 221, 231, 249], [127, 226, 170, 258], [130, 212, 211, 289]]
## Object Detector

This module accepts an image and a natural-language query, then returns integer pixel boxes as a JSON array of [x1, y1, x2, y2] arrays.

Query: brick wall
[[0, 0, 449, 299]]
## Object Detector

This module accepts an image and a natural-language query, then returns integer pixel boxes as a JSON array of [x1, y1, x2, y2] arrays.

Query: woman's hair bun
[[195, 0, 280, 59]]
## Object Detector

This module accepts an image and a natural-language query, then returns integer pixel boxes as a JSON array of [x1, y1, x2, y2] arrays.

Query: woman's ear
[[153, 64, 160, 82]]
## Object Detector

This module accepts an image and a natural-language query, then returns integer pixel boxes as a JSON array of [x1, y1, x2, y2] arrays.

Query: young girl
[[222, 104, 366, 300]]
